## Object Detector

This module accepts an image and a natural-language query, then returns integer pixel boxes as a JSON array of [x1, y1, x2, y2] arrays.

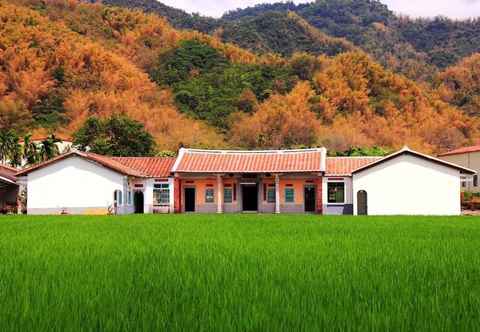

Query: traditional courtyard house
[[15, 147, 474, 216], [16, 151, 175, 215], [171, 148, 327, 213], [438, 145, 480, 192], [0, 164, 18, 213]]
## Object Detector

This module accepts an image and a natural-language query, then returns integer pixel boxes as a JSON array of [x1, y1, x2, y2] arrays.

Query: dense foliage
[[0, 130, 61, 167], [150, 40, 296, 129], [73, 115, 156, 156], [107, 0, 480, 81], [217, 11, 356, 58]]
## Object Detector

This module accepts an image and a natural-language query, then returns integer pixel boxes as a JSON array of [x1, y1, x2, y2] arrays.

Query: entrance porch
[[174, 173, 323, 214]]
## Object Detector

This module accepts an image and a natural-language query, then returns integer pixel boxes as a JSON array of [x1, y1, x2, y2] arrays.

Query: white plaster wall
[[352, 155, 461, 215], [27, 156, 126, 213]]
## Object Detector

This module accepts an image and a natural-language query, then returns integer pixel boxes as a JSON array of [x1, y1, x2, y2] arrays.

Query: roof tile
[[16, 151, 174, 178], [175, 149, 325, 173], [438, 145, 480, 157], [326, 157, 382, 176], [112, 157, 175, 178]]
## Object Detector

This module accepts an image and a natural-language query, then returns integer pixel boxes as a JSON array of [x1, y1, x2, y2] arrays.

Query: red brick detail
[[315, 177, 323, 214], [174, 178, 182, 213]]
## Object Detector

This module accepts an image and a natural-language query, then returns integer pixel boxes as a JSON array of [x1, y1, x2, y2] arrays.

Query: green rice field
[[0, 214, 479, 331]]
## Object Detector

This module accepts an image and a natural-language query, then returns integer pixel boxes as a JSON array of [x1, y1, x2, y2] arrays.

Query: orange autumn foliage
[[0, 1, 224, 150], [312, 52, 479, 153], [230, 81, 322, 149]]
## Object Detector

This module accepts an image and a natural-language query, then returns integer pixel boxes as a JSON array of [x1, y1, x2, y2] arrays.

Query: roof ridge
[[0, 163, 19, 171], [184, 148, 326, 155], [111, 156, 176, 160], [327, 156, 383, 159], [352, 148, 476, 175]]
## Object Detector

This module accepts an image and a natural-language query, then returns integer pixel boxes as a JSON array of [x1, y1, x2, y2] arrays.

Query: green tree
[[73, 115, 156, 156], [0, 130, 21, 167], [38, 135, 61, 162], [22, 134, 39, 166]]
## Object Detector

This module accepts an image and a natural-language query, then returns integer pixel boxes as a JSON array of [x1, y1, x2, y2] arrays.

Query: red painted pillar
[[174, 178, 182, 213], [315, 177, 323, 214]]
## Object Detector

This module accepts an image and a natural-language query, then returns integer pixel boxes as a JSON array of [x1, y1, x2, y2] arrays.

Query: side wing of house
[[352, 154, 463, 216], [24, 156, 132, 215]]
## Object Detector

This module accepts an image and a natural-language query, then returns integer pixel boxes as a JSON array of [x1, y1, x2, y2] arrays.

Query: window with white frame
[[127, 191, 132, 205], [205, 188, 215, 203], [328, 182, 345, 204], [153, 183, 170, 206]]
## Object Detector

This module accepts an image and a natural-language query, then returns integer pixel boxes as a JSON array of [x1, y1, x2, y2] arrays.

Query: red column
[[315, 177, 323, 214], [174, 178, 182, 213]]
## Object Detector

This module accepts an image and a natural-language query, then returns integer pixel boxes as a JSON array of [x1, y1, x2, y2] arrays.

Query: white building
[[16, 151, 175, 215], [351, 147, 474, 215]]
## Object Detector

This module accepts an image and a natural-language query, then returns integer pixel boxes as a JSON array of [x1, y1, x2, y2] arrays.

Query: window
[[461, 176, 468, 188], [224, 187, 233, 203], [474, 175, 478, 187], [153, 183, 170, 205], [205, 188, 215, 203], [328, 182, 345, 204], [127, 191, 132, 205], [267, 186, 276, 203], [114, 190, 123, 205], [285, 188, 295, 203]]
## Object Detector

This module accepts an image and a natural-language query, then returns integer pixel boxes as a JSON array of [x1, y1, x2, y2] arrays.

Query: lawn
[[0, 214, 480, 331]]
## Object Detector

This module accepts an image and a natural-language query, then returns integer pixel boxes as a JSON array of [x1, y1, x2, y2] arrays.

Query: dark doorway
[[304, 185, 316, 212], [357, 190, 368, 215], [242, 184, 258, 211], [134, 191, 144, 214], [185, 187, 196, 212]]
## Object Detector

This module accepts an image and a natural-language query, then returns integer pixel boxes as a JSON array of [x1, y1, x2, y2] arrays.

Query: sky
[[159, 0, 480, 19]]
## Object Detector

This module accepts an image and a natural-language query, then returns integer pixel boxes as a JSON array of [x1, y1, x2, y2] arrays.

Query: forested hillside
[[103, 0, 480, 82], [1, 0, 480, 156]]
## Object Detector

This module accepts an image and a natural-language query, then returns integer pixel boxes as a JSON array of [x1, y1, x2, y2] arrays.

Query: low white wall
[[27, 156, 130, 215], [352, 154, 461, 215]]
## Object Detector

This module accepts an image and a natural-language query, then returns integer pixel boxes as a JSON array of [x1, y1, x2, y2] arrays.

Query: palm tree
[[0, 130, 21, 167], [38, 134, 61, 162], [22, 134, 39, 166]]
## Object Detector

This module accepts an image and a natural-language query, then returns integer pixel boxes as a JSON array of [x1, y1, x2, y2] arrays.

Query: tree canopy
[[73, 116, 156, 156]]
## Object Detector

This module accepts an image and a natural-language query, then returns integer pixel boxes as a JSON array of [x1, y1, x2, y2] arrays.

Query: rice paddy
[[0, 214, 479, 331]]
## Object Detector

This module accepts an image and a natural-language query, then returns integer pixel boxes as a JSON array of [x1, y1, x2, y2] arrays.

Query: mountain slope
[[216, 11, 357, 57], [223, 0, 480, 71], [0, 0, 223, 150]]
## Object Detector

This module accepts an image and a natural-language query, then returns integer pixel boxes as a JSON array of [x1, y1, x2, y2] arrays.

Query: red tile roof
[[438, 145, 480, 157], [326, 157, 382, 176], [112, 157, 175, 178], [353, 147, 476, 175], [17, 151, 147, 178], [0, 164, 17, 183], [173, 148, 326, 173]]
